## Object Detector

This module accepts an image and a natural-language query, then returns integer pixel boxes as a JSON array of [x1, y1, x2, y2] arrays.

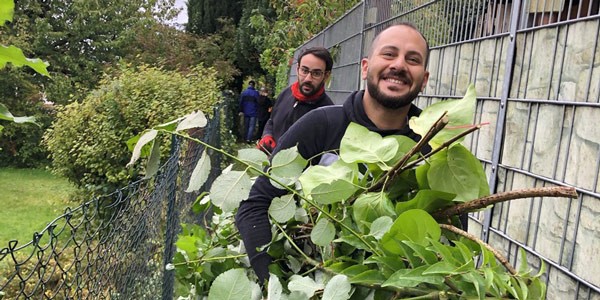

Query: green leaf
[[207, 268, 252, 300], [287, 275, 323, 298], [143, 139, 161, 179], [269, 194, 296, 223], [339, 265, 370, 277], [267, 274, 284, 300], [237, 148, 269, 175], [380, 209, 441, 255], [175, 110, 207, 131], [209, 170, 252, 212], [369, 216, 393, 240], [340, 122, 398, 165], [395, 189, 455, 214], [269, 146, 307, 188], [311, 218, 336, 247], [402, 241, 438, 265], [127, 129, 158, 167], [353, 192, 396, 233], [377, 135, 418, 170], [322, 275, 351, 300], [348, 270, 386, 285], [409, 84, 476, 149], [0, 45, 50, 76], [0, 0, 14, 25], [299, 159, 358, 204], [186, 149, 211, 192], [427, 144, 489, 202], [0, 103, 38, 125], [383, 265, 445, 288]]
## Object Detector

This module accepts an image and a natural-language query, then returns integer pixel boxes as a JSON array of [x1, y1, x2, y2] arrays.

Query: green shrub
[[44, 65, 223, 193]]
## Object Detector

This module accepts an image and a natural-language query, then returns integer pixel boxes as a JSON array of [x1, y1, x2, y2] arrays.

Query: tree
[[186, 0, 243, 35]]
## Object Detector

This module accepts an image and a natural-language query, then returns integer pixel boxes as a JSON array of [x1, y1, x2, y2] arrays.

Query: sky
[[174, 0, 188, 25]]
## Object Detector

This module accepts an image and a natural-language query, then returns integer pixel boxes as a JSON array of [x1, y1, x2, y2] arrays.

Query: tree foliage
[[44, 65, 223, 193], [186, 0, 243, 35], [129, 85, 573, 299]]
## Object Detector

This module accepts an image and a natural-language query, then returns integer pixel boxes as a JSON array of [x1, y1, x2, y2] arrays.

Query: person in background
[[255, 87, 273, 141], [257, 47, 334, 154], [238, 80, 260, 143], [237, 22, 433, 283]]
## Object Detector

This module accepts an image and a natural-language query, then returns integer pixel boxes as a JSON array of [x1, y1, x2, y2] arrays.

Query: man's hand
[[257, 135, 276, 154]]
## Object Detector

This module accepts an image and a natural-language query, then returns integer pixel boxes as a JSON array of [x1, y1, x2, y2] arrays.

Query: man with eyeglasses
[[257, 47, 334, 154]]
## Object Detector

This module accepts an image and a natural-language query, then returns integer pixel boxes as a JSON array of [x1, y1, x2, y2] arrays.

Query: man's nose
[[389, 57, 408, 71]]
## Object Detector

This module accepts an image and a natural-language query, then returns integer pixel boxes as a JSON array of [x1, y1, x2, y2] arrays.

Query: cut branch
[[439, 224, 517, 275], [432, 186, 578, 220]]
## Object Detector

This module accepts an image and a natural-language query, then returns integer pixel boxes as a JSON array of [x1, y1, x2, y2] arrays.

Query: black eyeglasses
[[298, 67, 325, 79]]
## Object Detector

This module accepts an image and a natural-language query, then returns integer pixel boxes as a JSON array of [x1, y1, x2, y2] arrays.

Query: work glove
[[257, 135, 276, 154]]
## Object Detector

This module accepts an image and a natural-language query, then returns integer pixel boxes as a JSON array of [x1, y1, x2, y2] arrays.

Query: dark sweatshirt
[[235, 90, 426, 282]]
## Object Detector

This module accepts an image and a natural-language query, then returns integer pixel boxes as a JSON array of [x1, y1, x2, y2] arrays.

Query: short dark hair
[[369, 22, 430, 67], [297, 47, 333, 72], [249, 80, 256, 86]]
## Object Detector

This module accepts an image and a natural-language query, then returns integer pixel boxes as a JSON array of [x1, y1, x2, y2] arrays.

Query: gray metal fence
[[291, 0, 600, 299]]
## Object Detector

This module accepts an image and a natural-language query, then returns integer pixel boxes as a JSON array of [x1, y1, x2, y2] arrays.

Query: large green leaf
[[340, 122, 398, 165], [207, 268, 252, 300], [395, 189, 455, 214], [311, 218, 336, 247], [382, 265, 445, 288], [380, 209, 441, 255], [352, 192, 396, 233], [175, 110, 207, 131], [143, 139, 161, 179], [299, 159, 358, 204], [322, 275, 351, 300], [267, 274, 284, 300], [186, 149, 211, 192], [348, 270, 386, 285], [369, 216, 393, 240], [237, 148, 269, 175], [287, 275, 323, 298], [268, 194, 296, 223], [377, 135, 418, 170], [409, 84, 476, 149], [270, 146, 307, 188], [0, 45, 50, 76], [0, 0, 14, 25], [126, 129, 158, 167], [0, 103, 37, 125], [209, 170, 252, 212], [427, 144, 490, 202]]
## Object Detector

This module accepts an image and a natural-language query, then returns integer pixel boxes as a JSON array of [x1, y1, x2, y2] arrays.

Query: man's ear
[[360, 58, 368, 80], [421, 71, 430, 91]]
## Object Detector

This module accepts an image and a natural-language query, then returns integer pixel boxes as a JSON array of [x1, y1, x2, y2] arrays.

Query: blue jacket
[[239, 86, 259, 117]]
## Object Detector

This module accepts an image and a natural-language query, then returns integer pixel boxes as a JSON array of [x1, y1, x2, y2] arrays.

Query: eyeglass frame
[[297, 66, 328, 79]]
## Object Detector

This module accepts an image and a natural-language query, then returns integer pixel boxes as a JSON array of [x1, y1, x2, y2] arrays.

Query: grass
[[0, 168, 76, 245]]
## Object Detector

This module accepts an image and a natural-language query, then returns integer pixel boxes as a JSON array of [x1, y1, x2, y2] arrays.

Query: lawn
[[0, 168, 76, 246]]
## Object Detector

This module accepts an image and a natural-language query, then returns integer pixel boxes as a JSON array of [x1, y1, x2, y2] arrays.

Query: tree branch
[[432, 186, 578, 220], [439, 224, 517, 275]]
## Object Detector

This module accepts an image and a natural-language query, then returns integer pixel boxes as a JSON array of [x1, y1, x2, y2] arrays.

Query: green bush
[[44, 65, 223, 193]]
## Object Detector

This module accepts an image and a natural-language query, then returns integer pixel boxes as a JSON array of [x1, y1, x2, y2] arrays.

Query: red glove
[[257, 135, 276, 154]]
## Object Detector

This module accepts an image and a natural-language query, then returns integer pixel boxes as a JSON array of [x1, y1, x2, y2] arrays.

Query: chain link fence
[[0, 95, 234, 299]]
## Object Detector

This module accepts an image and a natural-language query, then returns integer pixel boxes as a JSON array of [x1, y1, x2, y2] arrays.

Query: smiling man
[[237, 23, 431, 283], [256, 47, 334, 154]]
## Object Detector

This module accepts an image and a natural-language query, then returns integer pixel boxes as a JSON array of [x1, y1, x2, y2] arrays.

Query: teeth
[[385, 78, 405, 84]]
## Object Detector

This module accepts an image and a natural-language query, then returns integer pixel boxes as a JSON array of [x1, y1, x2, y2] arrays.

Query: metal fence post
[[162, 134, 180, 300]]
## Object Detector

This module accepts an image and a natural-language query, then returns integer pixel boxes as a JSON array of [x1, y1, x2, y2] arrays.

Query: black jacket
[[235, 90, 426, 282], [262, 86, 333, 142]]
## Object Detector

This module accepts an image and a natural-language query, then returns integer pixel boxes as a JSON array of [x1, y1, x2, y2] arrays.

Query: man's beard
[[366, 71, 421, 109], [299, 81, 323, 97]]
